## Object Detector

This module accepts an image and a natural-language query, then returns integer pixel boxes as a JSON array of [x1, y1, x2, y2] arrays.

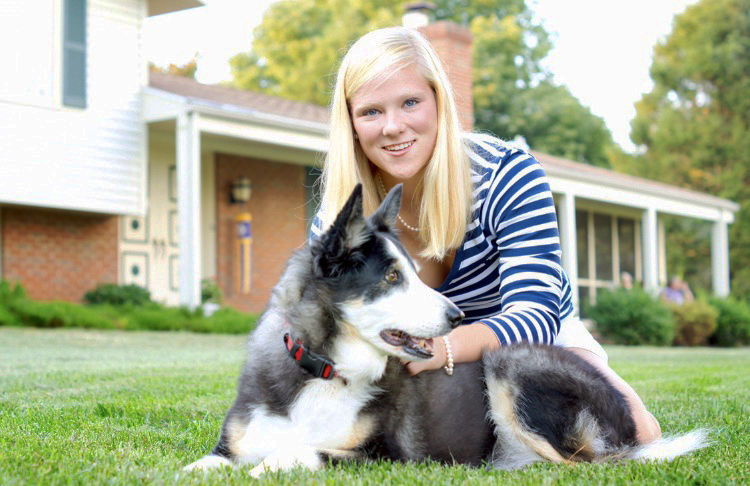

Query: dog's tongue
[[380, 330, 434, 359]]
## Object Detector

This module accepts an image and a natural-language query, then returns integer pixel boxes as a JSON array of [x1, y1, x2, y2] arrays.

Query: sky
[[143, 0, 700, 153]]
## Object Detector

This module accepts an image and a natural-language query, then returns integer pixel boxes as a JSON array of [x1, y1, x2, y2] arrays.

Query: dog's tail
[[624, 429, 710, 462]]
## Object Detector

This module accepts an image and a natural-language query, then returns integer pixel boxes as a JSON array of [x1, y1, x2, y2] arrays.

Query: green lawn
[[1, 328, 748, 485]]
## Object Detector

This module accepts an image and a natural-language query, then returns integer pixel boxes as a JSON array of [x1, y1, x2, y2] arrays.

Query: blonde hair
[[320, 26, 473, 260]]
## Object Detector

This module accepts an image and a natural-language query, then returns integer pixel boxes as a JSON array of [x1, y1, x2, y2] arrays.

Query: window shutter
[[62, 0, 86, 108]]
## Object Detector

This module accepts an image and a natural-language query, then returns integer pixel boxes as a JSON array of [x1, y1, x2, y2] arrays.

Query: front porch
[[133, 74, 738, 314]]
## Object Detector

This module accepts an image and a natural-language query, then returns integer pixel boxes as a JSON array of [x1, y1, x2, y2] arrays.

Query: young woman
[[312, 26, 661, 444]]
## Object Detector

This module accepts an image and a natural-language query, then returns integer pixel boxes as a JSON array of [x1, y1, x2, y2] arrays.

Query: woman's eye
[[404, 98, 419, 107], [385, 270, 400, 284], [362, 108, 379, 117]]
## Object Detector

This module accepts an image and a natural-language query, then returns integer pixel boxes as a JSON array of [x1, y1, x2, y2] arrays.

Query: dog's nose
[[447, 306, 464, 329]]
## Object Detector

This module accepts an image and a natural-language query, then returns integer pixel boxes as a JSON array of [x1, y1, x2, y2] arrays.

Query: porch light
[[231, 177, 252, 204]]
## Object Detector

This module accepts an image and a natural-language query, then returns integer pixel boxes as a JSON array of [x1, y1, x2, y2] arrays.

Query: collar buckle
[[284, 333, 336, 380]]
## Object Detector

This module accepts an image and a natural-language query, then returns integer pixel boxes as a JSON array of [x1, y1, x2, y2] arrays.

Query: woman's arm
[[408, 145, 564, 374], [405, 322, 498, 375]]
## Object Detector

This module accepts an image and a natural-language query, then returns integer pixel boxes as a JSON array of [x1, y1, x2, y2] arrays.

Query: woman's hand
[[404, 336, 448, 375], [404, 323, 500, 376]]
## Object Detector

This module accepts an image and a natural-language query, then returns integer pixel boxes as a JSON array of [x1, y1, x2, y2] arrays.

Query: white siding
[[0, 0, 147, 215]]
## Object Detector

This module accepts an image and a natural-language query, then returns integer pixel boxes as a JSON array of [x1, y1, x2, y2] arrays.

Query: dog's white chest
[[233, 379, 377, 464]]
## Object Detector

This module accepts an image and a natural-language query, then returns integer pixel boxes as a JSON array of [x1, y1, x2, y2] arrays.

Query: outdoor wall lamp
[[231, 177, 252, 204]]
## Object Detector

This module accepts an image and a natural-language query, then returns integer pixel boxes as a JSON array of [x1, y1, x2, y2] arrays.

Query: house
[[0, 1, 738, 316]]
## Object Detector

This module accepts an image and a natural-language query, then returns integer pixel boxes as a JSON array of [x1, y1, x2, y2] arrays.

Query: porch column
[[711, 212, 730, 297], [642, 207, 659, 293], [658, 218, 667, 287], [557, 192, 578, 311], [176, 110, 202, 309]]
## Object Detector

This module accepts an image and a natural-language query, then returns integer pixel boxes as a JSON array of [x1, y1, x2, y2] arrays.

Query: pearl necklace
[[374, 174, 420, 232]]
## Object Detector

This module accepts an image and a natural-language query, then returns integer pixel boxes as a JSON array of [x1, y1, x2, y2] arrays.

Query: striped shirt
[[312, 133, 574, 345]]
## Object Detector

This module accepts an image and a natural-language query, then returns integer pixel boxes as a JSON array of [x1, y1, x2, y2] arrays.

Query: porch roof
[[148, 0, 204, 17], [146, 73, 739, 219]]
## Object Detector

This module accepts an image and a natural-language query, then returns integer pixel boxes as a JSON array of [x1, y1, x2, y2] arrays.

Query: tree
[[149, 58, 198, 79], [231, 0, 615, 166], [230, 0, 401, 105], [629, 0, 750, 298], [506, 81, 614, 166]]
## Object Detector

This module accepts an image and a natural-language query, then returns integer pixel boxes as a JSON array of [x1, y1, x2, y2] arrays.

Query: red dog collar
[[283, 333, 339, 381]]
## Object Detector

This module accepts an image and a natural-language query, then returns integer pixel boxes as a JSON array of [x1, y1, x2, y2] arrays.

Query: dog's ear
[[312, 184, 369, 278], [370, 183, 403, 232]]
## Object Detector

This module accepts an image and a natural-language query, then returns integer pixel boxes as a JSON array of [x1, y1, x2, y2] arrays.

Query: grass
[[1, 328, 748, 485]]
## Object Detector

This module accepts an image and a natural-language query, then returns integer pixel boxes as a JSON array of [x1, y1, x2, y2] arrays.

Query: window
[[305, 166, 321, 235], [577, 210, 641, 305], [594, 214, 613, 281], [576, 210, 588, 279], [63, 0, 87, 108], [618, 218, 636, 278]]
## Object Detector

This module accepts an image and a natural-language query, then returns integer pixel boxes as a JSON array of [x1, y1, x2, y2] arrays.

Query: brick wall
[[420, 21, 474, 131], [215, 153, 308, 313], [1, 207, 118, 301]]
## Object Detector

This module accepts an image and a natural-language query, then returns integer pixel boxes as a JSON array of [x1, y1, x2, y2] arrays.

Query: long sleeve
[[474, 144, 564, 345]]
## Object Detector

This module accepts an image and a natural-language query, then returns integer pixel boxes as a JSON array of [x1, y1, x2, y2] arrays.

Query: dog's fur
[[185, 184, 706, 476]]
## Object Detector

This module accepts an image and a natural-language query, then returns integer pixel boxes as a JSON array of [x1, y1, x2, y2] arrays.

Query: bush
[[0, 305, 20, 326], [587, 287, 675, 346], [191, 307, 257, 334], [0, 280, 25, 326], [84, 283, 152, 306], [201, 278, 223, 305], [8, 299, 114, 329], [0, 280, 258, 334], [670, 300, 718, 346], [708, 296, 750, 346], [0, 280, 26, 304]]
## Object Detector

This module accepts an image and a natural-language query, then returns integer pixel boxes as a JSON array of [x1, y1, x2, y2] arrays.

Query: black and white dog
[[186, 184, 705, 476]]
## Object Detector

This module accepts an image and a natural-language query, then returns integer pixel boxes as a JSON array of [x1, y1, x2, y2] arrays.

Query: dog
[[185, 184, 706, 476]]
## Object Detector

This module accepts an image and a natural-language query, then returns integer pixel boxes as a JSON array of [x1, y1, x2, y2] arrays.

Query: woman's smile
[[350, 64, 438, 184]]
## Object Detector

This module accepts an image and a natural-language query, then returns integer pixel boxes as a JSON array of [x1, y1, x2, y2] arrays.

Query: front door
[[119, 158, 179, 305]]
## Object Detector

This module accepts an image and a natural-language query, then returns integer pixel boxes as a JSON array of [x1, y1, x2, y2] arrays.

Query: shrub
[[670, 300, 718, 346], [84, 283, 152, 306], [0, 280, 26, 304], [0, 279, 258, 334], [0, 280, 25, 326], [0, 305, 20, 326], [8, 299, 113, 329], [201, 278, 223, 305], [587, 287, 675, 346], [191, 307, 257, 334], [708, 296, 750, 346]]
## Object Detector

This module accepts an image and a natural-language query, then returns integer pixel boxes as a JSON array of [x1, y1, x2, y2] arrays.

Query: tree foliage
[[149, 58, 197, 79], [230, 0, 615, 166], [628, 0, 750, 298], [230, 0, 401, 105]]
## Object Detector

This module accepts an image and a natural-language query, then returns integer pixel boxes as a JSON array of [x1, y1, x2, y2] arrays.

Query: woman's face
[[349, 64, 438, 184]]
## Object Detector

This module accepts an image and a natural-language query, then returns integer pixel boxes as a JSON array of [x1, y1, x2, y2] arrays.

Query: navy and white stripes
[[312, 133, 574, 346]]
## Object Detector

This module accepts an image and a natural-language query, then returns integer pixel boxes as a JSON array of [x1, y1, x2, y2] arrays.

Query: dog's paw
[[248, 449, 322, 478], [183, 454, 233, 471]]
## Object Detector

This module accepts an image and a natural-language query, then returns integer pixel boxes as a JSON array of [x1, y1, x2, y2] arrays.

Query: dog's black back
[[360, 344, 636, 466]]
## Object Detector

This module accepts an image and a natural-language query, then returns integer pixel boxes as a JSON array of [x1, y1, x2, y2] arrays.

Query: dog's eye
[[385, 269, 400, 284]]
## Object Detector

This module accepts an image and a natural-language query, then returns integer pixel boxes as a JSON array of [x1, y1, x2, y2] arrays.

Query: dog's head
[[311, 184, 463, 361]]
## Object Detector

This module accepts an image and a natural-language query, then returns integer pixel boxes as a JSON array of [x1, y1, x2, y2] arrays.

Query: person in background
[[661, 276, 694, 305], [620, 271, 634, 290]]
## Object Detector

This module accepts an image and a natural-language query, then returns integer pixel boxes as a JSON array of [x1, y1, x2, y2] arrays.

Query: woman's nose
[[382, 111, 405, 136]]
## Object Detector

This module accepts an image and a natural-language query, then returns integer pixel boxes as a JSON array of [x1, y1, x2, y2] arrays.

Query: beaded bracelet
[[443, 336, 454, 376]]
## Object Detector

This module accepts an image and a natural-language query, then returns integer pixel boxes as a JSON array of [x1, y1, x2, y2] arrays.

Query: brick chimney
[[404, 2, 474, 130]]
